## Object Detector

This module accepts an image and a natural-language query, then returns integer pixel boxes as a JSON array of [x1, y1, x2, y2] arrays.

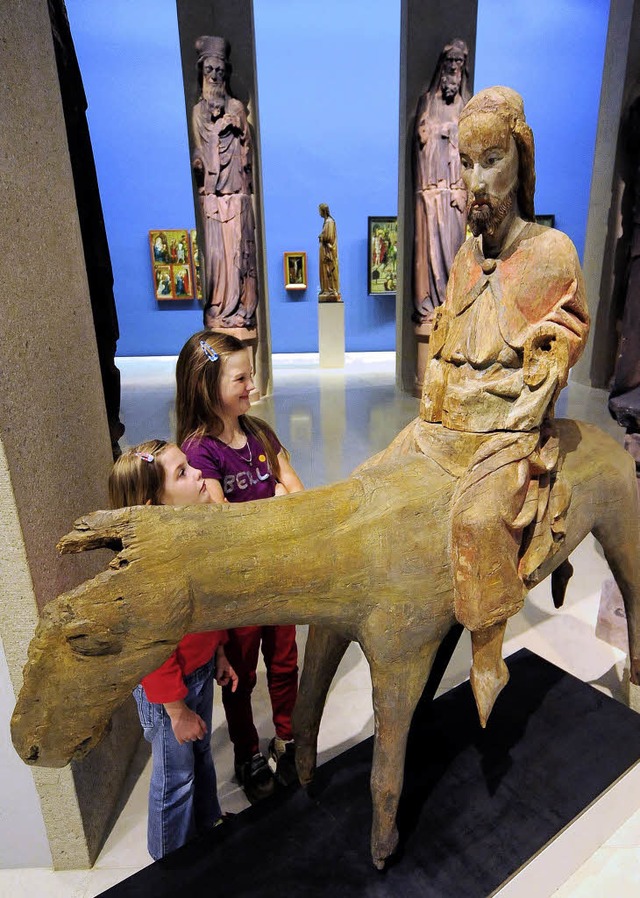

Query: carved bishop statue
[[191, 36, 258, 332]]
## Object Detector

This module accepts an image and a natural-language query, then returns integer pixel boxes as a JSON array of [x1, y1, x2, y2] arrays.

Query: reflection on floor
[[2, 353, 639, 897]]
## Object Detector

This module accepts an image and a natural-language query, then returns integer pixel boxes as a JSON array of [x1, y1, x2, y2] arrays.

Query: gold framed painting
[[284, 251, 307, 290], [149, 229, 194, 300], [190, 229, 203, 300], [368, 216, 398, 295]]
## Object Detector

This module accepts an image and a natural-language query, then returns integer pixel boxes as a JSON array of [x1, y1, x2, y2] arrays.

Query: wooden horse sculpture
[[10, 418, 640, 869]]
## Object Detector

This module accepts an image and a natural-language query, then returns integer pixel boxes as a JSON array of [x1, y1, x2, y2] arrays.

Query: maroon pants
[[222, 625, 298, 763]]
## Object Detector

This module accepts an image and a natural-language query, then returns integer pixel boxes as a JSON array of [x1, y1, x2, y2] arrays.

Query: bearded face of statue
[[459, 112, 519, 238], [440, 50, 465, 102], [202, 56, 227, 116]]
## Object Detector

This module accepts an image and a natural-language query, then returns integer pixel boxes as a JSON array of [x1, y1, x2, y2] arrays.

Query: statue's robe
[[192, 96, 258, 328], [413, 90, 467, 324], [404, 223, 589, 630]]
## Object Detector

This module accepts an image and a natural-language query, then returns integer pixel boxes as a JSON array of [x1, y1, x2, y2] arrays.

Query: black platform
[[100, 650, 640, 897]]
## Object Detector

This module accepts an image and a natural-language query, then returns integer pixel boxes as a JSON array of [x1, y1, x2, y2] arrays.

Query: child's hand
[[163, 700, 208, 745], [215, 647, 238, 692], [274, 482, 288, 497]]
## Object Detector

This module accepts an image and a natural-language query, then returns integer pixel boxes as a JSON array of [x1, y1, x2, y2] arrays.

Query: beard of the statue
[[467, 192, 514, 238], [441, 71, 461, 102], [204, 81, 227, 118]]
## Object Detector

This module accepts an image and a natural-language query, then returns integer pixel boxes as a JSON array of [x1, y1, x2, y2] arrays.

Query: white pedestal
[[318, 302, 345, 368]]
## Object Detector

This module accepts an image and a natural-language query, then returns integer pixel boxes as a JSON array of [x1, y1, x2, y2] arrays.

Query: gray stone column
[[396, 0, 478, 393], [0, 0, 139, 869], [573, 0, 638, 388]]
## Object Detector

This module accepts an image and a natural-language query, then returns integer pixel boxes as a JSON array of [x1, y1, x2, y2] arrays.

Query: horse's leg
[[292, 625, 350, 785], [551, 559, 574, 609], [469, 620, 510, 727], [367, 640, 441, 869], [592, 494, 640, 685]]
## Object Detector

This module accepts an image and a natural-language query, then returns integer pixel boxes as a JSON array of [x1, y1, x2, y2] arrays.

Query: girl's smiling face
[[158, 445, 210, 505], [217, 349, 254, 419]]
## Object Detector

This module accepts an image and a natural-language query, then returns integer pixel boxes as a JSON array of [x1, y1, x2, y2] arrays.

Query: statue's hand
[[220, 112, 241, 132], [192, 155, 205, 187], [523, 325, 570, 389], [450, 188, 467, 213]]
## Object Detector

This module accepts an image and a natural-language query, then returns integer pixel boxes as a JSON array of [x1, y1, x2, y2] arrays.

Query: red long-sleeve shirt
[[141, 630, 228, 703]]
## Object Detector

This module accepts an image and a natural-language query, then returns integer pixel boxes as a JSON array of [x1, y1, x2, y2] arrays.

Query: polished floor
[[3, 353, 639, 896]]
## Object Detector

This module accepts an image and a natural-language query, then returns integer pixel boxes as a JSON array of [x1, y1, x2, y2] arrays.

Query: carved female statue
[[413, 39, 470, 327], [318, 203, 341, 302]]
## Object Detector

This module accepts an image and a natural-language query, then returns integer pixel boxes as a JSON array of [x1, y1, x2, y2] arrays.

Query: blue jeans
[[133, 660, 221, 860]]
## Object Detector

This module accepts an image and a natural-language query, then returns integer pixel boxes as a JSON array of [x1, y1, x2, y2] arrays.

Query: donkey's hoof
[[293, 742, 317, 786], [471, 658, 510, 728], [371, 826, 399, 870]]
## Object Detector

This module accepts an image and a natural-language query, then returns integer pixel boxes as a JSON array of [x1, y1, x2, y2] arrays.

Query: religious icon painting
[[368, 216, 398, 295], [172, 265, 192, 298], [284, 252, 307, 290], [190, 229, 203, 300], [148, 229, 193, 300], [535, 214, 555, 228], [154, 265, 173, 300]]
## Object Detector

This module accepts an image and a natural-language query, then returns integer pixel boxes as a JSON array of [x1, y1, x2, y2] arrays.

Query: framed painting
[[190, 228, 203, 300], [368, 216, 398, 295], [149, 229, 194, 300], [284, 251, 307, 290], [154, 265, 173, 299], [535, 214, 555, 228]]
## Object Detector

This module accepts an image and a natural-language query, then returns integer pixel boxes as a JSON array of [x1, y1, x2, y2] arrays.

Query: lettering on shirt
[[223, 465, 271, 495]]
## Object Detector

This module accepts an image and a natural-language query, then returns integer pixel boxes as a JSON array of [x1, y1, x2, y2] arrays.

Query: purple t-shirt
[[182, 428, 281, 503]]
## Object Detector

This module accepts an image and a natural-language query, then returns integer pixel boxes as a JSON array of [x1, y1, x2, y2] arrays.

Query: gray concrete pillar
[[573, 0, 639, 388], [0, 0, 139, 869]]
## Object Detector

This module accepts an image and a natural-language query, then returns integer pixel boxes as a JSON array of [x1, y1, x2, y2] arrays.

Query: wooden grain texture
[[10, 420, 640, 867], [12, 86, 640, 870]]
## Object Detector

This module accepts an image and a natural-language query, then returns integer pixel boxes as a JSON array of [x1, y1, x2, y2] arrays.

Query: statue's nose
[[469, 164, 486, 194]]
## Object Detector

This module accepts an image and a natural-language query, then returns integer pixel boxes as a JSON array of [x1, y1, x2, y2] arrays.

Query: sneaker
[[268, 737, 298, 787], [234, 753, 275, 803]]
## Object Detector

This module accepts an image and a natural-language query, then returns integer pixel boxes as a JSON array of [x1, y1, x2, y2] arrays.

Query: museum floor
[[4, 352, 640, 896]]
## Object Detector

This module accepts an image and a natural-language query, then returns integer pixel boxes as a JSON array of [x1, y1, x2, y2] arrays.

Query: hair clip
[[135, 451, 155, 463], [200, 340, 219, 362]]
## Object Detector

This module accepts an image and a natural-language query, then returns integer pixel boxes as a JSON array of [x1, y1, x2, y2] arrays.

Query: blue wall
[[65, 0, 609, 357], [475, 0, 609, 259], [255, 0, 400, 353]]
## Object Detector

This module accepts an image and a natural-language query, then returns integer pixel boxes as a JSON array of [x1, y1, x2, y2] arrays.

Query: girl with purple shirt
[[176, 330, 304, 803]]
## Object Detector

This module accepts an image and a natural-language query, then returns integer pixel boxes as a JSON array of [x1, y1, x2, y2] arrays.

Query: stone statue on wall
[[191, 36, 258, 331], [318, 203, 341, 301], [609, 93, 640, 470], [412, 39, 470, 329]]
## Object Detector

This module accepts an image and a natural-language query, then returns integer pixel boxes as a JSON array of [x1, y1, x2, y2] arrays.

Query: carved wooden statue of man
[[413, 39, 470, 328], [191, 36, 258, 330], [416, 86, 590, 720], [318, 203, 341, 301]]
